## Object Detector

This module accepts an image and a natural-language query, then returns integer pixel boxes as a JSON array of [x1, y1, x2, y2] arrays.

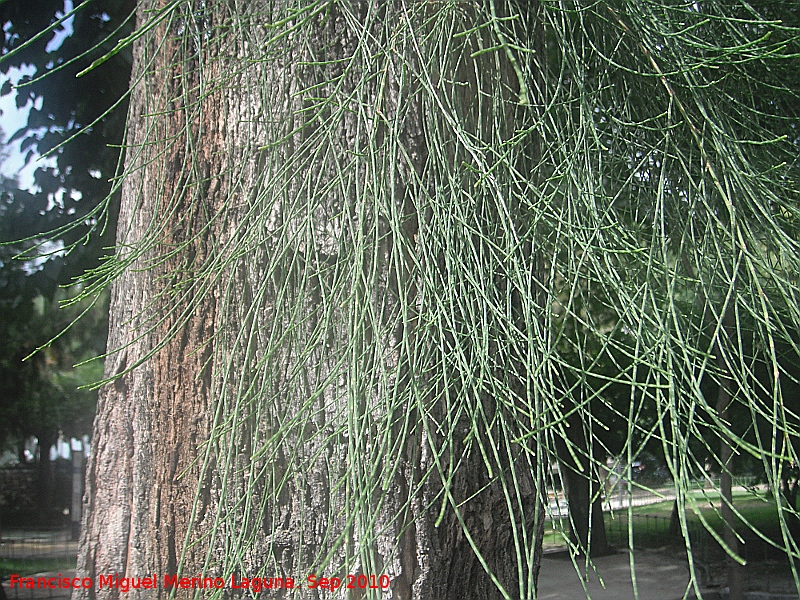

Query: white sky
[[0, 64, 40, 190], [0, 1, 73, 191]]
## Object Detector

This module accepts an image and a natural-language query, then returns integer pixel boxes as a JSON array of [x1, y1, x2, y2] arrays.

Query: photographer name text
[[8, 572, 391, 593]]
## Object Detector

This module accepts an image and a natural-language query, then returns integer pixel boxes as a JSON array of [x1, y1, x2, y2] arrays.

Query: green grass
[[0, 557, 77, 579], [627, 489, 780, 534], [544, 488, 787, 552]]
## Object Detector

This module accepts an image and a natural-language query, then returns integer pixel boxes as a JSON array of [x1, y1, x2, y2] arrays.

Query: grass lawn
[[0, 557, 77, 578], [544, 487, 788, 552]]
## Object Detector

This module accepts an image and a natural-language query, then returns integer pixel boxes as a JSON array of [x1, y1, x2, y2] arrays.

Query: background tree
[[0, 0, 133, 452], [0, 0, 133, 524], [0, 0, 134, 291]]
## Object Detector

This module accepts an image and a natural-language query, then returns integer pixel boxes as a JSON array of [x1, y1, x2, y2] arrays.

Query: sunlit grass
[[544, 488, 785, 551], [0, 557, 76, 578]]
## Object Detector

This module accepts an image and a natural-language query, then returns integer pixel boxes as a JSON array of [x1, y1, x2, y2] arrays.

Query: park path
[[5, 560, 685, 599], [538, 549, 693, 599]]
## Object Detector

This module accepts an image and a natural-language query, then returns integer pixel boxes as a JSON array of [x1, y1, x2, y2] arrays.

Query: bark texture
[[75, 2, 546, 599], [75, 1, 228, 595]]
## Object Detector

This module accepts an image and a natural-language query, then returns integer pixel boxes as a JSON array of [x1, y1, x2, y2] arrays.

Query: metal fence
[[0, 529, 78, 561], [604, 475, 761, 512], [604, 513, 702, 543], [547, 475, 762, 519]]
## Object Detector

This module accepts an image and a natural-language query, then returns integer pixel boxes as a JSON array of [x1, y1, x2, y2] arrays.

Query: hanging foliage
[[6, 1, 800, 598]]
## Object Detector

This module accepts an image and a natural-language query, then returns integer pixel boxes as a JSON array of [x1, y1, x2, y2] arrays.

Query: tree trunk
[[35, 430, 56, 527], [74, 1, 223, 591], [669, 500, 681, 538], [558, 410, 609, 557], [679, 242, 746, 598], [561, 466, 609, 557], [781, 473, 800, 541], [75, 2, 547, 599], [717, 301, 745, 600]]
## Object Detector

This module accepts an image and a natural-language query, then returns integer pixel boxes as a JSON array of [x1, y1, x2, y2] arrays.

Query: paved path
[[4, 560, 689, 600], [0, 559, 693, 600], [4, 554, 798, 599], [538, 549, 695, 600]]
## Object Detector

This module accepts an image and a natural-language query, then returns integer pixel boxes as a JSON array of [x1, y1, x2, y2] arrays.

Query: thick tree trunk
[[75, 2, 546, 600], [74, 2, 224, 594], [669, 500, 681, 538], [561, 469, 608, 557], [558, 410, 609, 557], [34, 430, 56, 526]]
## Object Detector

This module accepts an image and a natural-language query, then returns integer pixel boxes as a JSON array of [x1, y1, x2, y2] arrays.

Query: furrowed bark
[[75, 1, 227, 596], [76, 3, 546, 599]]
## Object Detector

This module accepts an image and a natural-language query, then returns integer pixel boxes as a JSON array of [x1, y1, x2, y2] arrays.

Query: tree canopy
[[0, 0, 133, 451], [0, 0, 134, 296]]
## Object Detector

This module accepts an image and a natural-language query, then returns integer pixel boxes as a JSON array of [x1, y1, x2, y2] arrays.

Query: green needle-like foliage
[[10, 1, 800, 598]]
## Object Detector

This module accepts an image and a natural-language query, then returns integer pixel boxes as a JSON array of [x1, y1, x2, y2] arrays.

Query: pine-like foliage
[[10, 1, 800, 598]]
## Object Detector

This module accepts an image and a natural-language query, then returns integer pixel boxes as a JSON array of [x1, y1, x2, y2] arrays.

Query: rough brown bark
[[74, 1, 226, 596], [75, 2, 546, 599]]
